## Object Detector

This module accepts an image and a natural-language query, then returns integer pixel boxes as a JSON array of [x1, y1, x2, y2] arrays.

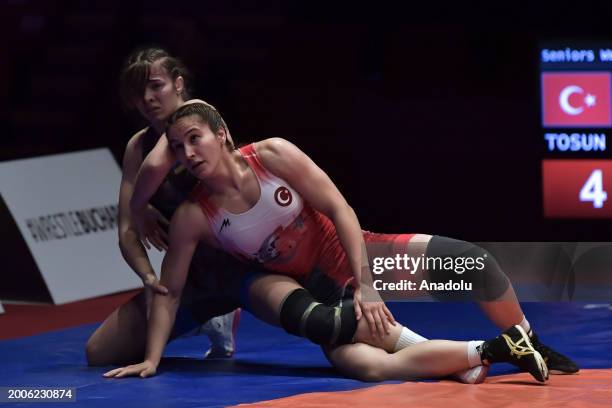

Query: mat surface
[[236, 369, 612, 408], [0, 302, 610, 407]]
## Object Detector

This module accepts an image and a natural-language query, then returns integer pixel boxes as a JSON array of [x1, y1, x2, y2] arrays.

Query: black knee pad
[[279, 289, 357, 345], [424, 236, 510, 301]]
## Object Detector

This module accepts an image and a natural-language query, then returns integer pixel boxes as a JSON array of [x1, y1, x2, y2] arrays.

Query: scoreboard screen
[[540, 43, 612, 218]]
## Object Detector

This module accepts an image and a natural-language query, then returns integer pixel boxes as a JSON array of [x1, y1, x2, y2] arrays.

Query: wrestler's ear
[[216, 127, 227, 144], [174, 76, 184, 95]]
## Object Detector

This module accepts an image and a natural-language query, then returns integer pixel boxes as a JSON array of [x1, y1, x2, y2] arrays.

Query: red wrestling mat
[[0, 290, 139, 340], [235, 369, 612, 408]]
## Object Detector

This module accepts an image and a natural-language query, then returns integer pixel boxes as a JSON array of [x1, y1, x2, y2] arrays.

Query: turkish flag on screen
[[542, 72, 611, 127]]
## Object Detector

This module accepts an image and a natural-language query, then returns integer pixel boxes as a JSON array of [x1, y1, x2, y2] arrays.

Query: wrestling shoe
[[478, 325, 549, 383], [529, 330, 579, 374], [201, 309, 241, 359], [453, 365, 489, 384]]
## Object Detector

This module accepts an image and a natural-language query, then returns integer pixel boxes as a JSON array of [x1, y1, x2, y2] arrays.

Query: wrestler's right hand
[[133, 205, 170, 251], [354, 285, 396, 338], [103, 360, 157, 378], [143, 274, 168, 318], [144, 273, 168, 295]]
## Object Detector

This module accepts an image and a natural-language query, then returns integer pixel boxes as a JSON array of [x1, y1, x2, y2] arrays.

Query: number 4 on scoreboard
[[579, 169, 608, 208]]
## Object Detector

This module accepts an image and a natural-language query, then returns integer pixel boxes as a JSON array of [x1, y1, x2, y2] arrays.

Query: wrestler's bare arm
[[255, 138, 395, 337], [104, 200, 212, 378], [118, 129, 160, 279], [130, 134, 176, 212], [144, 201, 209, 366], [255, 138, 364, 282]]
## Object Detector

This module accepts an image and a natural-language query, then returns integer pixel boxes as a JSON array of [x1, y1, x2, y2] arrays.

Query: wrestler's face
[[133, 60, 184, 125], [168, 115, 227, 179]]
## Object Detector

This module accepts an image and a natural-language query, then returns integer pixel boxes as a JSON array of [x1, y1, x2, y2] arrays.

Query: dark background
[[3, 0, 611, 242]]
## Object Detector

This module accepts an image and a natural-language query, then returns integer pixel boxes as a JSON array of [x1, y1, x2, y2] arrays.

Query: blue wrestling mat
[[0, 302, 610, 407]]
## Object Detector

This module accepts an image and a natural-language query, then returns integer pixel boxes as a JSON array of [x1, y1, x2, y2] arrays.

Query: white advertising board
[[0, 148, 163, 304]]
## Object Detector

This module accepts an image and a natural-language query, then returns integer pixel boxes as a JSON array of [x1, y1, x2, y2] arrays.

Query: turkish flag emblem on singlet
[[542, 72, 611, 127]]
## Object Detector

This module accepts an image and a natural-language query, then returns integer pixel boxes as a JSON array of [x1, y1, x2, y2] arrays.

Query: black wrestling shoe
[[478, 325, 549, 383], [529, 331, 579, 374]]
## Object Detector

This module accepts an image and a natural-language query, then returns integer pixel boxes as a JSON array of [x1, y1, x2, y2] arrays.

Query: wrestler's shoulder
[[127, 127, 149, 148], [175, 199, 205, 221], [172, 199, 210, 235], [124, 127, 149, 157], [254, 138, 303, 167], [254, 137, 296, 154]]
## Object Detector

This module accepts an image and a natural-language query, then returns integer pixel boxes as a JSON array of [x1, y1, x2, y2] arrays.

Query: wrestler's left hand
[[354, 285, 396, 338], [103, 360, 157, 379]]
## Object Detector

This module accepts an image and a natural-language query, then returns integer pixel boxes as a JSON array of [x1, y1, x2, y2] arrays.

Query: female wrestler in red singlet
[[104, 101, 576, 383]]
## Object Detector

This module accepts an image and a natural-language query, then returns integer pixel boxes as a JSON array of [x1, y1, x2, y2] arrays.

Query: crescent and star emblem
[[274, 187, 292, 206], [559, 85, 596, 116]]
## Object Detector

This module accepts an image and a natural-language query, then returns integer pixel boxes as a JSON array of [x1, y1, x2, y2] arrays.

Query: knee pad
[[279, 289, 357, 345], [425, 236, 510, 301]]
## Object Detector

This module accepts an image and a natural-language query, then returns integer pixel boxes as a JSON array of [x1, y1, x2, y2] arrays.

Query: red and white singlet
[[190, 143, 415, 285]]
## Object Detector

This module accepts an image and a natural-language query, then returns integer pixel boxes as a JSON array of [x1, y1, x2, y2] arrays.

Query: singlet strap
[[239, 143, 270, 179], [188, 183, 219, 219]]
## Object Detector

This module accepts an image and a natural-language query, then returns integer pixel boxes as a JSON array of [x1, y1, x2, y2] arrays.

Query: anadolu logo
[[542, 72, 611, 127], [274, 186, 292, 207]]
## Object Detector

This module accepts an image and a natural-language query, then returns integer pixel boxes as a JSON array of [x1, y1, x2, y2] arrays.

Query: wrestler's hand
[[143, 274, 168, 318], [103, 360, 157, 378], [133, 205, 169, 251], [354, 285, 396, 338]]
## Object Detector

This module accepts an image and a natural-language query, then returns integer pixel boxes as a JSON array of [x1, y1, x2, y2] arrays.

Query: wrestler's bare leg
[[86, 292, 147, 366], [246, 274, 303, 326], [246, 270, 468, 352], [323, 340, 470, 382], [246, 271, 490, 383], [247, 273, 404, 347]]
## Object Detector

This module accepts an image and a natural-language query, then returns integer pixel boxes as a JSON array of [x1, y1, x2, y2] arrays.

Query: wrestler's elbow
[[327, 201, 354, 224], [118, 228, 138, 254]]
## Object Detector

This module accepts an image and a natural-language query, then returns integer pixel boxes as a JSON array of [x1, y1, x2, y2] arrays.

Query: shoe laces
[[501, 333, 534, 359]]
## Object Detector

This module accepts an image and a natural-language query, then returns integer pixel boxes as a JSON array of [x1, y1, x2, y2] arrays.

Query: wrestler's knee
[[280, 288, 357, 346], [84, 293, 147, 366], [242, 273, 302, 326], [356, 363, 386, 382], [85, 336, 105, 366]]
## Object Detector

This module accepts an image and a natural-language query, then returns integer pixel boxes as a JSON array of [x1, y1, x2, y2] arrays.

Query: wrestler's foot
[[202, 309, 241, 359], [529, 330, 579, 374], [479, 325, 549, 383], [453, 365, 489, 384]]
